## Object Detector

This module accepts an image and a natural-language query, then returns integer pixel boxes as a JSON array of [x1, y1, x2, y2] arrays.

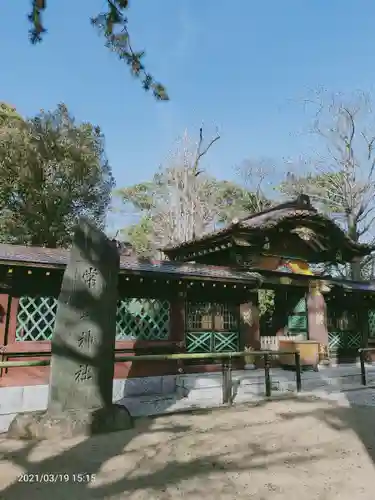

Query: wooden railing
[[0, 350, 303, 403]]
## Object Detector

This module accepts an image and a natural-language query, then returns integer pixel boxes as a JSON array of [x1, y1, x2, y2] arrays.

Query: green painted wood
[[327, 306, 362, 351], [16, 296, 170, 341], [185, 301, 240, 354], [16, 296, 57, 341], [185, 331, 239, 353], [116, 298, 170, 340], [213, 331, 239, 352], [288, 315, 307, 331], [186, 331, 212, 353], [287, 296, 308, 337], [293, 297, 307, 313], [328, 331, 361, 350], [368, 310, 375, 338]]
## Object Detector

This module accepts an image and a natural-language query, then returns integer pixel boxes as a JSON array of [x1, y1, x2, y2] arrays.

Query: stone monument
[[8, 219, 133, 439]]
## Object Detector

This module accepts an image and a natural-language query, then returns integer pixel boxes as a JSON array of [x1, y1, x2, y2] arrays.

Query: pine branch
[[28, 0, 168, 101]]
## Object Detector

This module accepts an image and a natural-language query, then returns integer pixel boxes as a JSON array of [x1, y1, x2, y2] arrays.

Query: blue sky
[[2, 1, 375, 231]]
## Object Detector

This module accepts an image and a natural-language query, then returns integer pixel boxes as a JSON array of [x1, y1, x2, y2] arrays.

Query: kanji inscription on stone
[[74, 364, 93, 382], [82, 267, 99, 289], [77, 330, 95, 349]]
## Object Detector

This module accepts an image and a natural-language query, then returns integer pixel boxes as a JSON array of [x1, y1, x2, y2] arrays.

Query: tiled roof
[[0, 244, 68, 266], [163, 195, 374, 256], [0, 243, 262, 285]]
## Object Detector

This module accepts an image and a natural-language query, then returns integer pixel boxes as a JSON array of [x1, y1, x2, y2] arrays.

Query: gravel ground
[[0, 394, 375, 499]]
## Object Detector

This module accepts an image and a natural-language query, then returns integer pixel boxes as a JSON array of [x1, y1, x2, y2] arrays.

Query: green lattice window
[[16, 296, 170, 342], [368, 310, 375, 338], [328, 331, 361, 350], [116, 299, 170, 340], [16, 296, 58, 341], [185, 302, 239, 353], [186, 302, 237, 331]]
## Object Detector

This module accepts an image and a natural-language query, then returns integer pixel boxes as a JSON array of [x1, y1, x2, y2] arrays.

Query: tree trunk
[[347, 214, 361, 281]]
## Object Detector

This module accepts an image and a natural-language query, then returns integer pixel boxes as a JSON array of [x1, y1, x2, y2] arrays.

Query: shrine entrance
[[259, 286, 309, 338]]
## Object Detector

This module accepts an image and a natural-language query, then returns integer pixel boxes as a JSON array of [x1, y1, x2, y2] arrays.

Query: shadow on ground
[[1, 394, 375, 499], [278, 391, 375, 463]]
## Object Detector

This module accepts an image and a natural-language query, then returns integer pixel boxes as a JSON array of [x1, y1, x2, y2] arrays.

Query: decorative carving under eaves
[[234, 253, 260, 268], [291, 226, 315, 242]]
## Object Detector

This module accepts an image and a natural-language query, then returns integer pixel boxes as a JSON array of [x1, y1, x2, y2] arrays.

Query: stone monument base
[[7, 404, 133, 440]]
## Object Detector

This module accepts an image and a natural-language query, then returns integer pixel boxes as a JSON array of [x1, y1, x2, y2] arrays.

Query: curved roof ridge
[[237, 194, 317, 224]]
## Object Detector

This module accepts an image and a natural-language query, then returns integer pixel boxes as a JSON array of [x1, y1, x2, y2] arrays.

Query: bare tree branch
[[193, 127, 221, 172], [280, 90, 375, 279], [235, 158, 276, 213], [121, 128, 221, 257]]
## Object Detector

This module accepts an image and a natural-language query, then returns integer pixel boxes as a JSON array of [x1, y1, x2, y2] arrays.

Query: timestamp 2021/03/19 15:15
[[17, 473, 96, 484]]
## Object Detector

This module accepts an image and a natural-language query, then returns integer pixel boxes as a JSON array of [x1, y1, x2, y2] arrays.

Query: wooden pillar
[[7, 297, 19, 344], [240, 293, 260, 350], [307, 287, 329, 362], [169, 295, 186, 372], [169, 295, 185, 343], [0, 294, 9, 346], [0, 295, 18, 346]]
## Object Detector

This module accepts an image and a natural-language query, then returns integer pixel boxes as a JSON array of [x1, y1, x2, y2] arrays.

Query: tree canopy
[[0, 102, 115, 247], [0, 103, 23, 126], [27, 0, 168, 101]]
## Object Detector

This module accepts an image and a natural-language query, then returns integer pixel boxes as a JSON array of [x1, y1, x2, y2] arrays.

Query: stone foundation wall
[[2, 364, 375, 434], [0, 375, 178, 433]]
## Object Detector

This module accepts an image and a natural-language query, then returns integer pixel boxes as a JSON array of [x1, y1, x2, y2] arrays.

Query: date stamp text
[[17, 473, 96, 483]]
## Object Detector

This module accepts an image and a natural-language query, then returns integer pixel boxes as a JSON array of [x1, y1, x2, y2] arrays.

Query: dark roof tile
[[0, 243, 262, 284]]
